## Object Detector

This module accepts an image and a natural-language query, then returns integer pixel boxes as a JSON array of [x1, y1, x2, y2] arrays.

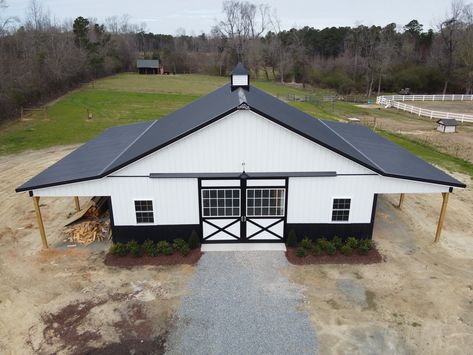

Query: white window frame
[[133, 199, 156, 225], [246, 188, 286, 217], [201, 188, 241, 218], [331, 197, 351, 223]]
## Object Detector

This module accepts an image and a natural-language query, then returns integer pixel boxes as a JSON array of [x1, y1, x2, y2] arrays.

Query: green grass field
[[0, 72, 472, 178]]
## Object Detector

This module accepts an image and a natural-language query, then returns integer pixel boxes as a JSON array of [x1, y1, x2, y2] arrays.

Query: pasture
[[1, 73, 473, 178]]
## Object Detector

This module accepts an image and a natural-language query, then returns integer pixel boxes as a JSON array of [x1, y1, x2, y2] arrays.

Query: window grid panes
[[202, 189, 240, 217], [246, 188, 285, 217], [332, 198, 351, 222], [135, 200, 154, 224]]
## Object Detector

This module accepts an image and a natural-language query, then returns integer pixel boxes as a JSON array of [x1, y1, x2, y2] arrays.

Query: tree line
[[1, 0, 473, 123]]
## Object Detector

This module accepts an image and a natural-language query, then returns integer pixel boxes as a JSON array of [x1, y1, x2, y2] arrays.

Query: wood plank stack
[[64, 219, 111, 246]]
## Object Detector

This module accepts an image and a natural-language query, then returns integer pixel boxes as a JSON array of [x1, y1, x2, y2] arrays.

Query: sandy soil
[[413, 101, 473, 114], [362, 107, 473, 163], [0, 146, 194, 354], [289, 173, 473, 355], [1, 146, 472, 354]]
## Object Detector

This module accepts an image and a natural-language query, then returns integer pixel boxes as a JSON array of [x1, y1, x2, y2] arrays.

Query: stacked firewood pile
[[64, 217, 111, 246], [64, 196, 111, 246]]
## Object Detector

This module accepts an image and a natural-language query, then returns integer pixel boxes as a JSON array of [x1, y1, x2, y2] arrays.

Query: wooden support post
[[434, 192, 449, 243], [32, 196, 48, 249], [397, 193, 405, 208], [74, 196, 81, 212]]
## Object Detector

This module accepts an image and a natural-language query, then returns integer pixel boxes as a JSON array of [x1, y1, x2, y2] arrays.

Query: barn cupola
[[230, 63, 250, 91]]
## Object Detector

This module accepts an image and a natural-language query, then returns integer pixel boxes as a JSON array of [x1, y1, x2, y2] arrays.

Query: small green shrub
[[188, 230, 201, 249], [301, 237, 312, 250], [326, 242, 337, 256], [142, 240, 156, 256], [340, 244, 353, 256], [173, 238, 188, 252], [346, 237, 359, 249], [163, 245, 174, 255], [317, 238, 329, 251], [296, 247, 306, 257], [156, 240, 172, 255], [332, 236, 343, 249], [110, 243, 128, 256], [310, 244, 322, 256], [286, 229, 297, 247], [358, 239, 374, 255], [127, 240, 142, 257], [180, 244, 190, 256]]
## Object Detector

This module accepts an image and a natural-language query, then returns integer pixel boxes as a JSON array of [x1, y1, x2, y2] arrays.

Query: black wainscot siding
[[112, 224, 201, 244]]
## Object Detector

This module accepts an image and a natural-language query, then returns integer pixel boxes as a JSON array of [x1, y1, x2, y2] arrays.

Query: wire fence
[[286, 94, 369, 105]]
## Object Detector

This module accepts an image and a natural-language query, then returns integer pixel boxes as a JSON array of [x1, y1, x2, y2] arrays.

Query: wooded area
[[2, 0, 473, 123]]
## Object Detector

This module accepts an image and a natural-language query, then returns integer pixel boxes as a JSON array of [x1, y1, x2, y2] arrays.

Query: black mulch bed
[[104, 249, 203, 267], [286, 247, 384, 265]]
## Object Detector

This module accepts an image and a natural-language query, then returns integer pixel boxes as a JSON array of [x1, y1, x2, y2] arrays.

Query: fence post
[[20, 106, 23, 120]]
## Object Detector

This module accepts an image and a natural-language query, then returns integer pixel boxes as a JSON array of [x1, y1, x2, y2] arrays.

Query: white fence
[[376, 94, 473, 123]]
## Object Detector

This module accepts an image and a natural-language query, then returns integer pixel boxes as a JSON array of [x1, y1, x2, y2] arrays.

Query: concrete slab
[[201, 243, 286, 252]]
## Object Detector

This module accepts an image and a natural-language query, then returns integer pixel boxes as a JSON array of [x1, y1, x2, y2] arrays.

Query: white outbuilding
[[436, 118, 458, 133], [16, 64, 466, 248]]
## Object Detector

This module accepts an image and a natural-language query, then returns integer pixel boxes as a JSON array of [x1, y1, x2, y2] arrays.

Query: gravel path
[[165, 251, 318, 355]]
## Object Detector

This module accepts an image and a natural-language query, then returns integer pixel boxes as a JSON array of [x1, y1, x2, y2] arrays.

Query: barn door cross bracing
[[200, 179, 286, 243]]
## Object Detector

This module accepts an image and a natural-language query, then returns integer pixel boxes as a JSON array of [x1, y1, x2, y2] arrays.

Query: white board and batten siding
[[287, 175, 449, 224], [33, 177, 199, 226], [112, 110, 372, 176], [32, 110, 451, 227]]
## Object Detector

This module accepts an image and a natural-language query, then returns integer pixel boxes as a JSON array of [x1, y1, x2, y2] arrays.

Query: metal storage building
[[16, 64, 466, 247]]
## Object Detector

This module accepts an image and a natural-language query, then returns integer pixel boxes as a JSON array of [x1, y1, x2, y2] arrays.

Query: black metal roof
[[16, 77, 466, 192], [437, 118, 458, 126], [136, 59, 160, 68], [231, 63, 249, 75]]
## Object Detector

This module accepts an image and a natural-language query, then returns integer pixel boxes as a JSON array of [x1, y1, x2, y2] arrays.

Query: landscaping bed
[[285, 232, 384, 265], [286, 247, 383, 265], [104, 231, 203, 267], [104, 248, 202, 267]]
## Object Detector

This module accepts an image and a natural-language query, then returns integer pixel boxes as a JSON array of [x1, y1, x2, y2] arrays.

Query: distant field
[[0, 73, 472, 178], [0, 73, 335, 155]]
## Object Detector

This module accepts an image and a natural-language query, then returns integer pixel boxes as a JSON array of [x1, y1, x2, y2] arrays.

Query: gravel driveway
[[165, 251, 318, 355]]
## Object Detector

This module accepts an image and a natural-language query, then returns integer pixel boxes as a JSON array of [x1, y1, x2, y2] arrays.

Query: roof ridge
[[319, 120, 384, 172], [100, 120, 157, 175]]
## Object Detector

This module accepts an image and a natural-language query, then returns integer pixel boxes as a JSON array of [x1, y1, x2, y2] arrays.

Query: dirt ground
[[413, 100, 473, 114], [0, 146, 194, 354], [289, 173, 473, 355], [363, 105, 473, 163], [0, 146, 472, 354]]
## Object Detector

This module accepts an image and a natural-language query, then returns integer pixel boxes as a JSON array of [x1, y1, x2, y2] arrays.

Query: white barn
[[16, 64, 466, 247]]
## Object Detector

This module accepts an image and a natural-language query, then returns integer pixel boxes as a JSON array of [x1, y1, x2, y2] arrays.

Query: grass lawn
[[379, 130, 473, 178], [0, 72, 472, 178]]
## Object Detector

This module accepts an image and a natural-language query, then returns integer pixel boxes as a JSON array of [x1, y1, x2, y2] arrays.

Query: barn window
[[202, 189, 240, 217], [134, 200, 154, 224], [247, 188, 285, 217], [331, 198, 351, 222]]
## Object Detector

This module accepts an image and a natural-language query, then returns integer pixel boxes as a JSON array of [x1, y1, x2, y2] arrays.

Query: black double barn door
[[200, 179, 286, 242]]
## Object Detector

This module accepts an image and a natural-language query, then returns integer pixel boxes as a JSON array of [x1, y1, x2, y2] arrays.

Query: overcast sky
[[3, 0, 454, 34]]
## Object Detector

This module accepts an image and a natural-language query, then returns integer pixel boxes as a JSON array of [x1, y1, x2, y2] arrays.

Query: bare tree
[[458, 3, 473, 93], [25, 0, 51, 31], [438, 0, 464, 94], [216, 1, 269, 62], [0, 0, 18, 36]]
